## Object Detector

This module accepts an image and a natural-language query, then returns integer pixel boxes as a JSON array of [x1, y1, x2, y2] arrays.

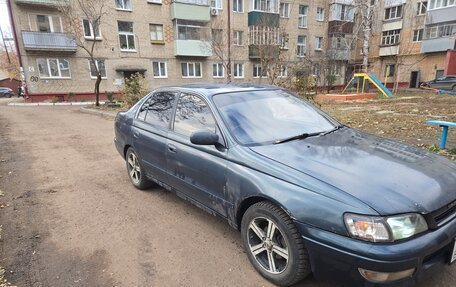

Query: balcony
[[426, 6, 456, 25], [171, 0, 210, 22], [248, 45, 279, 59], [379, 45, 400, 56], [248, 11, 279, 27], [328, 21, 354, 34], [15, 0, 68, 7], [22, 31, 77, 52], [382, 20, 403, 32], [174, 40, 211, 57], [327, 49, 351, 60], [421, 38, 456, 53]]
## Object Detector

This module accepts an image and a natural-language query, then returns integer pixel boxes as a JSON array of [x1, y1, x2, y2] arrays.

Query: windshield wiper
[[320, 124, 345, 136], [274, 131, 322, 144]]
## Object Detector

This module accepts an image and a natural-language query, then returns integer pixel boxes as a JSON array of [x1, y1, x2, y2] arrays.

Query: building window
[[297, 35, 306, 57], [88, 59, 107, 79], [385, 5, 403, 20], [314, 36, 323, 50], [213, 63, 224, 78], [279, 2, 290, 18], [381, 29, 401, 45], [115, 0, 132, 11], [428, 0, 456, 10], [181, 62, 202, 78], [384, 64, 395, 77], [150, 24, 164, 43], [313, 64, 320, 76], [248, 26, 280, 45], [37, 58, 71, 79], [280, 32, 289, 49], [252, 0, 278, 13], [153, 61, 167, 78], [233, 63, 244, 78], [417, 1, 427, 15], [83, 19, 101, 40], [233, 30, 243, 45], [331, 64, 341, 76], [330, 4, 354, 21], [177, 20, 208, 41], [412, 29, 423, 42], [233, 0, 243, 12], [298, 5, 308, 28], [35, 15, 62, 33], [118, 21, 135, 51], [316, 7, 324, 21], [278, 65, 287, 78], [211, 0, 222, 9], [253, 63, 266, 78]]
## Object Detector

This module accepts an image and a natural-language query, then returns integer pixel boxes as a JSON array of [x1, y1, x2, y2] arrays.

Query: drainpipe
[[6, 0, 28, 98], [227, 0, 232, 83]]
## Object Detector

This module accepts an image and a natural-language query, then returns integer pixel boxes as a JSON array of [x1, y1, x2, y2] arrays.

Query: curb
[[79, 107, 117, 118], [8, 101, 106, 107]]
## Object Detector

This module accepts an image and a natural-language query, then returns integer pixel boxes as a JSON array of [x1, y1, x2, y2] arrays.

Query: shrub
[[120, 73, 148, 108], [105, 91, 114, 102]]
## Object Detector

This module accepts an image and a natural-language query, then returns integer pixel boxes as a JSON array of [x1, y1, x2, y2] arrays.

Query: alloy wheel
[[247, 217, 289, 274], [127, 152, 141, 184]]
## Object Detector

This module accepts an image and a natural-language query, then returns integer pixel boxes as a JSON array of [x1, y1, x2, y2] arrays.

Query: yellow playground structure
[[343, 66, 394, 98]]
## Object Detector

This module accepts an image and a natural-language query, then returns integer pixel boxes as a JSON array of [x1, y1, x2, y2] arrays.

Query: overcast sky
[[1, 1, 12, 36]]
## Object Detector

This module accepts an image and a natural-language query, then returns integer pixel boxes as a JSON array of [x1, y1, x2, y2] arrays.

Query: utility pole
[[227, 0, 232, 83], [0, 24, 12, 64]]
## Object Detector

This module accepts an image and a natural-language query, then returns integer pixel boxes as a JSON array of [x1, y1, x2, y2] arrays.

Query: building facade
[[8, 0, 456, 101]]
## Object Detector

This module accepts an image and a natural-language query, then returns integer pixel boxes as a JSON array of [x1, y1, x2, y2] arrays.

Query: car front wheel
[[241, 201, 311, 286], [126, 147, 153, 190]]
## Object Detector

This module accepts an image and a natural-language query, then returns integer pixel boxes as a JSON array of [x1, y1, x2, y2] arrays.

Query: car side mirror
[[190, 130, 219, 146]]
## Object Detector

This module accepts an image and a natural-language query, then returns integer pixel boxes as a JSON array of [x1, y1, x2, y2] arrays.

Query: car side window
[[141, 92, 176, 129], [174, 94, 216, 137]]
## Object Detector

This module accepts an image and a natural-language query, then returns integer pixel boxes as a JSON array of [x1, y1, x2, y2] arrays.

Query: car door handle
[[133, 131, 139, 138], [168, 144, 177, 153]]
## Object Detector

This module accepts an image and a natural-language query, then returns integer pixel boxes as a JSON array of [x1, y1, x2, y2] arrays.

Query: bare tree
[[207, 19, 235, 83], [58, 0, 109, 106]]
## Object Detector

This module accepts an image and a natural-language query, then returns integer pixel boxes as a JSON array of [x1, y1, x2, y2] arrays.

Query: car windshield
[[213, 90, 336, 145]]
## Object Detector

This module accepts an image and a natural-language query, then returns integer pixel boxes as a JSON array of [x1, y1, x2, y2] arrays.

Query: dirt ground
[[0, 96, 455, 287]]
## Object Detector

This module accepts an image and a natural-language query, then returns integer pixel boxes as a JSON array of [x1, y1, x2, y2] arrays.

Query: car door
[[132, 91, 177, 183], [166, 93, 229, 217]]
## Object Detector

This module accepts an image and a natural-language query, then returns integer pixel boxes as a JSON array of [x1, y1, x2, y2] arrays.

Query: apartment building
[[363, 0, 455, 89], [9, 0, 455, 101], [9, 0, 332, 101]]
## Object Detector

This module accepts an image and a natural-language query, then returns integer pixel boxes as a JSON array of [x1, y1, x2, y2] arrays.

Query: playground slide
[[368, 73, 394, 98]]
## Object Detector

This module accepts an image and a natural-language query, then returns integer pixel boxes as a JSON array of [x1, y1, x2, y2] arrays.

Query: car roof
[[153, 83, 281, 98]]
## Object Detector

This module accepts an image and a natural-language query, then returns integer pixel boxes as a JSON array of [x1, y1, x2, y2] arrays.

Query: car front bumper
[[295, 218, 456, 286]]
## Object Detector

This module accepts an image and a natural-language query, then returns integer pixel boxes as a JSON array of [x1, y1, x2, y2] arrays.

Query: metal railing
[[22, 31, 77, 52]]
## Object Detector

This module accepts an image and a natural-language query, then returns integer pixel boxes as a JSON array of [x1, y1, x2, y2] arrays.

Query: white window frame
[[115, 0, 132, 11], [428, 0, 456, 10], [384, 5, 403, 20], [314, 36, 323, 50], [211, 0, 222, 9], [181, 62, 202, 78], [37, 58, 71, 79], [233, 63, 244, 78], [253, 63, 265, 78], [150, 24, 164, 43], [152, 61, 168, 78], [297, 35, 306, 57], [118, 21, 136, 52], [298, 5, 308, 28], [331, 4, 355, 22], [88, 59, 107, 79], [316, 7, 324, 22], [278, 65, 287, 78], [251, 0, 278, 13], [213, 63, 224, 78], [279, 2, 290, 18], [233, 0, 244, 12], [233, 30, 243, 46], [412, 29, 423, 42], [34, 14, 63, 33], [417, 1, 427, 15], [381, 29, 401, 45], [82, 19, 102, 40]]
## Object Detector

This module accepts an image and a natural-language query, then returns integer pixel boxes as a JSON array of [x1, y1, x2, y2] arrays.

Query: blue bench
[[426, 120, 456, 149]]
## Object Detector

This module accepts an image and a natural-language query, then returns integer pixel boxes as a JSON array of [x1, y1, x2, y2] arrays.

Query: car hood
[[249, 128, 456, 215]]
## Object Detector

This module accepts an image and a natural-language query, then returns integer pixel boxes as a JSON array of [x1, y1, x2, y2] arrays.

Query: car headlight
[[344, 213, 428, 242]]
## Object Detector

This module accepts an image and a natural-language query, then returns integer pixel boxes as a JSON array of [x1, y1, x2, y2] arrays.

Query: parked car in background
[[0, 87, 15, 97], [421, 76, 456, 91], [114, 84, 456, 287]]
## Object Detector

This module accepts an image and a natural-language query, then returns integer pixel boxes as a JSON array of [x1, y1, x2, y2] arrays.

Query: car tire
[[452, 85, 456, 92], [241, 201, 311, 287], [126, 147, 153, 190]]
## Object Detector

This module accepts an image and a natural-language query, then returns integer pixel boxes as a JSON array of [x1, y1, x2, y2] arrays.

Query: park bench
[[426, 120, 456, 149]]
